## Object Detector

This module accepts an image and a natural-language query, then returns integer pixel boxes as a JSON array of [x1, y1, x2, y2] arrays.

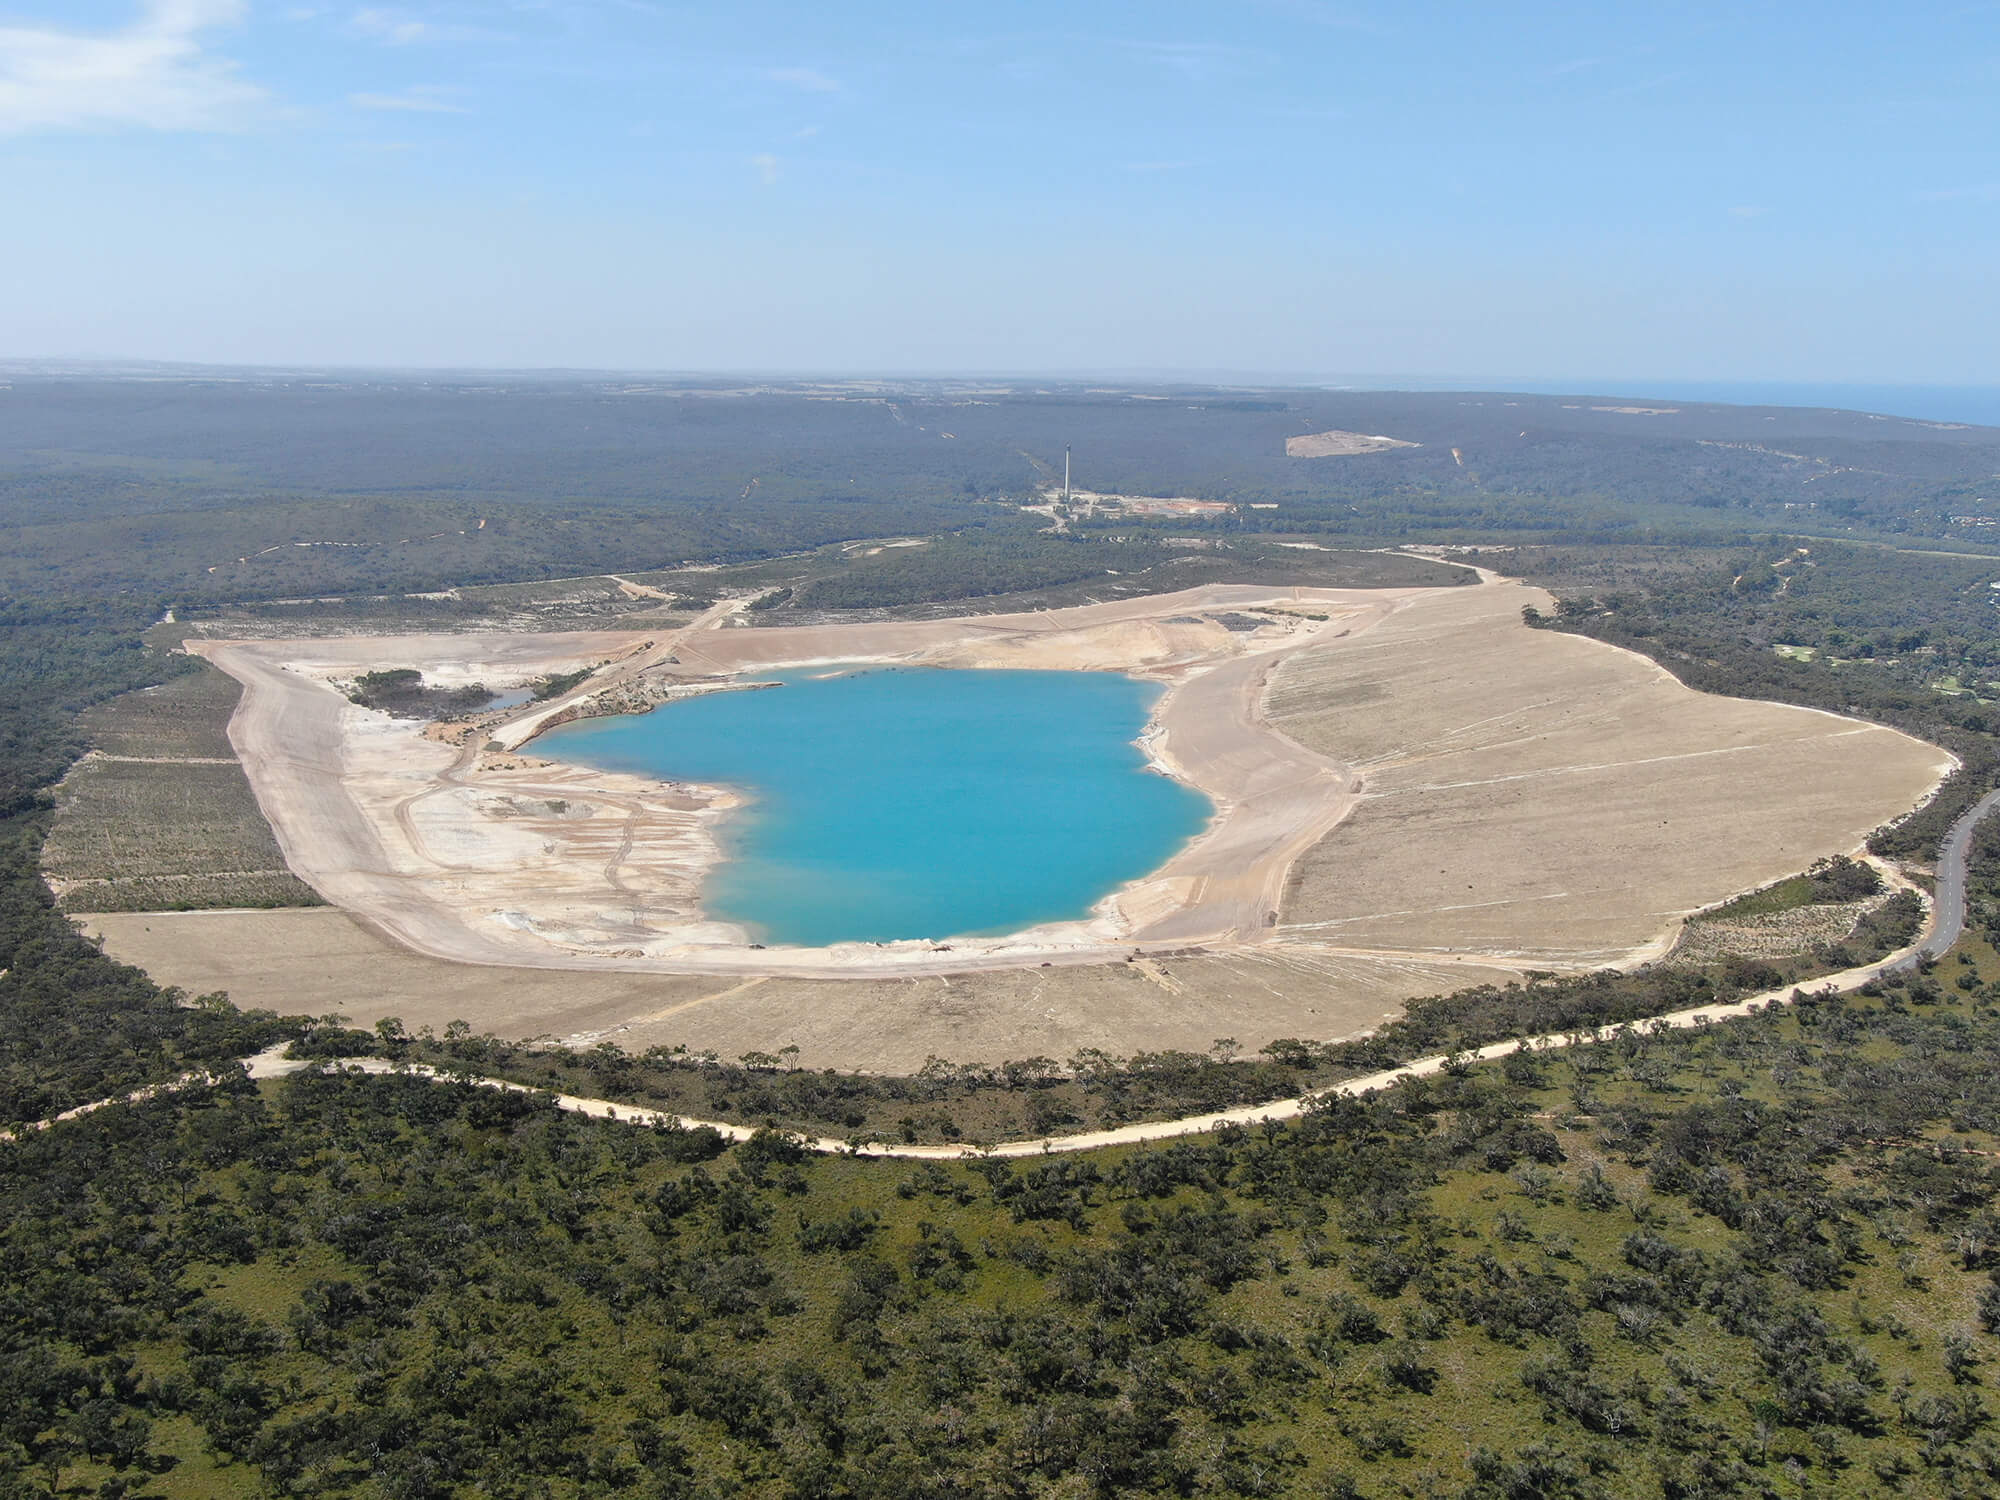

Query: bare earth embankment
[[83, 574, 1954, 1070], [1266, 582, 1949, 966]]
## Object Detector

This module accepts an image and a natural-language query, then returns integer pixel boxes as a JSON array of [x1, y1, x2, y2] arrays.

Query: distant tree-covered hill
[[3, 378, 1996, 611]]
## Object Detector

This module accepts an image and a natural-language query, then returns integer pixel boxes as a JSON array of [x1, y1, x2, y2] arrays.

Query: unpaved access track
[[26, 784, 1995, 1159]]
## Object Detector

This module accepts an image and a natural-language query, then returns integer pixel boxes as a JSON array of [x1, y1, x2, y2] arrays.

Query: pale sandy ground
[[38, 877, 1942, 1156], [1285, 430, 1421, 457], [82, 573, 1955, 1070], [40, 800, 1994, 1154], [83, 905, 1519, 1069], [189, 585, 1414, 978], [1266, 583, 1950, 966]]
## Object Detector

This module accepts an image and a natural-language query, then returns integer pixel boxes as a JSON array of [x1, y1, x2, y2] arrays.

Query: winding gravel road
[[1899, 787, 2000, 966], [14, 787, 2000, 1157]]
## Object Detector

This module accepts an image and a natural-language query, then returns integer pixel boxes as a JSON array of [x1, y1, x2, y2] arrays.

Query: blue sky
[[2, 1, 1996, 378]]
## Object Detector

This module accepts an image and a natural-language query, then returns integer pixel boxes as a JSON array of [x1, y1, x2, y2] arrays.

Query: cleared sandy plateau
[[88, 573, 1954, 1070], [1285, 429, 1421, 458], [1263, 584, 1950, 965]]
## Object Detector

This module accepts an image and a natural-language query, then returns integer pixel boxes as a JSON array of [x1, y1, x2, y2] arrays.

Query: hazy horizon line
[[5, 356, 1998, 398]]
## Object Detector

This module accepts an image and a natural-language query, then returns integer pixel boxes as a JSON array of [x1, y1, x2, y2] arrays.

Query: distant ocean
[[1472, 382, 2000, 430]]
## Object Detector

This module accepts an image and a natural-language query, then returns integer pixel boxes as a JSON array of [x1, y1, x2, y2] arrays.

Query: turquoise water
[[536, 666, 1212, 947]]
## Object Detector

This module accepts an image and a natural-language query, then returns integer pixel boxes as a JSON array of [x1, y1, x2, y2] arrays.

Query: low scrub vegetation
[[1706, 853, 1886, 920], [346, 667, 494, 719], [12, 943, 2000, 1495], [42, 758, 322, 913], [78, 666, 240, 760]]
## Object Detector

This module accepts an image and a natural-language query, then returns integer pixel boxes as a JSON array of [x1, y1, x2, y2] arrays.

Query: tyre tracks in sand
[[385, 597, 747, 881]]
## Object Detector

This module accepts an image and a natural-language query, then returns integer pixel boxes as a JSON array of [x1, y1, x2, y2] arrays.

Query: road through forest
[[13, 785, 2000, 1157]]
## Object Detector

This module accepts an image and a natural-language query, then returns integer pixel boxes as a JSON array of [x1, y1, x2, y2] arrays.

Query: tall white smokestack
[[1063, 445, 1070, 502]]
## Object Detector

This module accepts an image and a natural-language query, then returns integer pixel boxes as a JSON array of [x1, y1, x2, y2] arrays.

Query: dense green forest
[[4, 379, 1998, 612], [11, 931, 2000, 1496], [0, 601, 198, 817], [0, 812, 296, 1126]]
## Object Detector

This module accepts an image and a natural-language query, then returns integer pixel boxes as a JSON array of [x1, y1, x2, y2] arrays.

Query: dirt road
[[27, 767, 1999, 1159]]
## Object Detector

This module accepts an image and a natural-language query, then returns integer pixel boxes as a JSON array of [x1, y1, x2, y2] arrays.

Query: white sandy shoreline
[[539, 660, 1229, 952], [193, 584, 1406, 978]]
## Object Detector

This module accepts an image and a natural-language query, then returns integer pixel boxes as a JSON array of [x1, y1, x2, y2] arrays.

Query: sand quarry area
[[1285, 429, 1422, 458], [88, 575, 1954, 1069]]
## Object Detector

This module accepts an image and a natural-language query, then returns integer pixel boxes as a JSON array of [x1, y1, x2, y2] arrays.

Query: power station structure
[[1063, 444, 1071, 503]]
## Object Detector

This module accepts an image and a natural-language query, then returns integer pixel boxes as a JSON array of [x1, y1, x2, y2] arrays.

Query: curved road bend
[[1896, 786, 2000, 966], [16, 785, 2000, 1158]]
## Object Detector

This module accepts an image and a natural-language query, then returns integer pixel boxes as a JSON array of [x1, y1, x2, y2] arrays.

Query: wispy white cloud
[[1729, 204, 1770, 219], [350, 85, 470, 114], [0, 0, 264, 134], [752, 152, 779, 185], [351, 8, 425, 44], [997, 57, 1055, 86], [1594, 69, 1686, 101], [1120, 40, 1268, 85], [1917, 183, 2000, 202], [1121, 159, 1196, 172], [766, 66, 840, 93], [793, 123, 821, 140], [350, 8, 512, 45]]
